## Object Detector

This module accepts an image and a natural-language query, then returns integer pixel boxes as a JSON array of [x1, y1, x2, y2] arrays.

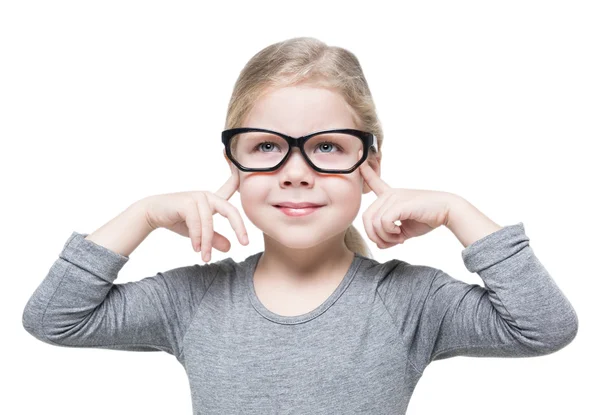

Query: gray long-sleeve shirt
[[22, 222, 578, 414]]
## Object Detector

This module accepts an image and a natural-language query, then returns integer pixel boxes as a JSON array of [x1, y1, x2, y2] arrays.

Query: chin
[[264, 229, 327, 250], [265, 223, 350, 250]]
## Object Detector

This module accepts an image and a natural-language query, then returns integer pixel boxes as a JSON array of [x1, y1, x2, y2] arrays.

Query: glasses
[[221, 127, 378, 174]]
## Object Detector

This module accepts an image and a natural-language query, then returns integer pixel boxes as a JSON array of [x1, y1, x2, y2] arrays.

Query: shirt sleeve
[[22, 231, 219, 362], [378, 222, 578, 375]]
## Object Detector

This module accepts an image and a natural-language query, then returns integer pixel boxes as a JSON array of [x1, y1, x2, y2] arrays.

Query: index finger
[[358, 149, 391, 196], [214, 160, 241, 201]]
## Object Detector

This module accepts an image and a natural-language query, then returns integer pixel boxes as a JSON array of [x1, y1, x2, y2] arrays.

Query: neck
[[257, 231, 355, 284]]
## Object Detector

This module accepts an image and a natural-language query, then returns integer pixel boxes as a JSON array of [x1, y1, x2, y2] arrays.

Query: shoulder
[[361, 256, 440, 298], [177, 251, 263, 286], [214, 251, 262, 274], [174, 251, 260, 276], [154, 260, 224, 293]]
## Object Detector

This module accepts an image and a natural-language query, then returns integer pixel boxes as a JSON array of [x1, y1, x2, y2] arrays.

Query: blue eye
[[252, 141, 344, 153], [316, 142, 343, 153], [253, 142, 281, 152]]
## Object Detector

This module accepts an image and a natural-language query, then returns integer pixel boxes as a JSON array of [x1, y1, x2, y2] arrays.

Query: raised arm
[[22, 200, 218, 363], [378, 222, 578, 375]]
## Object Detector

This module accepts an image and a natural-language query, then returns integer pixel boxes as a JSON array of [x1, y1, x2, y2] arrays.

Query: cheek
[[325, 179, 362, 216], [331, 173, 362, 200], [238, 176, 271, 224], [239, 178, 262, 204]]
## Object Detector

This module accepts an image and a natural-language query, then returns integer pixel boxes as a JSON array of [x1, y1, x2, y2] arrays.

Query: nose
[[287, 146, 316, 168], [278, 147, 316, 183]]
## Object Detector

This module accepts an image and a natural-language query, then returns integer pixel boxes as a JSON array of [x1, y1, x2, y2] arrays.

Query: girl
[[22, 37, 578, 414]]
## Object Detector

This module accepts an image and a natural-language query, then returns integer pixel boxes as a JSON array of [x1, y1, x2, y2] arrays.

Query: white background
[[2, 1, 597, 414]]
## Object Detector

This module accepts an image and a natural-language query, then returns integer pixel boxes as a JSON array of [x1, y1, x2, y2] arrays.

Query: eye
[[253, 141, 282, 152], [316, 142, 343, 153]]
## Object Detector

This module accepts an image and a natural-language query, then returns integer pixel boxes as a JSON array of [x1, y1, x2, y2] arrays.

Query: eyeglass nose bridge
[[277, 134, 317, 171]]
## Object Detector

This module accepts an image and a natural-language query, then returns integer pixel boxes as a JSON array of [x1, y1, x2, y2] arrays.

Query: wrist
[[131, 197, 156, 233], [443, 193, 466, 228], [445, 195, 503, 248]]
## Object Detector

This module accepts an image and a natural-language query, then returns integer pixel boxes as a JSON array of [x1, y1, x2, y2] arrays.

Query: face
[[224, 84, 381, 250]]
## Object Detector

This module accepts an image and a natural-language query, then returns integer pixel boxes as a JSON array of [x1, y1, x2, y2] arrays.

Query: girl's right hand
[[142, 164, 248, 262]]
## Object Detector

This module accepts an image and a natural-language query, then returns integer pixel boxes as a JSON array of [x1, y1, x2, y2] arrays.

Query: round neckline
[[245, 251, 363, 325]]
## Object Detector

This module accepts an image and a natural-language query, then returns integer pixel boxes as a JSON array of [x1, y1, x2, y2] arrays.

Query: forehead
[[243, 85, 358, 136]]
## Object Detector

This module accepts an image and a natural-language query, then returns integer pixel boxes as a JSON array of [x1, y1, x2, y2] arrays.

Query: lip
[[274, 205, 323, 217], [273, 202, 325, 208]]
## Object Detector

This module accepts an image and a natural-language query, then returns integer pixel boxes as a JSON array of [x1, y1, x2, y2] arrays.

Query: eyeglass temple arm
[[371, 135, 378, 153]]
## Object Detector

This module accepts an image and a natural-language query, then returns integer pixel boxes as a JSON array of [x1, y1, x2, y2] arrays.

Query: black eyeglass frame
[[221, 127, 378, 174]]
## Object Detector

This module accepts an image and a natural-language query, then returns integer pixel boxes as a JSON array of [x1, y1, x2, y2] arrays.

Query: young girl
[[22, 37, 578, 414]]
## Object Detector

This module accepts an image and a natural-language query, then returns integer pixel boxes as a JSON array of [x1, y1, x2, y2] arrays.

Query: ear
[[362, 153, 382, 195]]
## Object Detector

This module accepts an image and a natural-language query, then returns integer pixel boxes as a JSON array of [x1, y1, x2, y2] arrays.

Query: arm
[[445, 195, 504, 249], [83, 198, 155, 257], [22, 200, 218, 363], [378, 197, 578, 375]]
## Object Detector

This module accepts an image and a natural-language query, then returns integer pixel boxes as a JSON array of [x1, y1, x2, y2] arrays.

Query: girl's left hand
[[358, 156, 456, 248]]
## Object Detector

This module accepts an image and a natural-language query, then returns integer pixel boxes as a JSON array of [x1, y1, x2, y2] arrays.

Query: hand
[[358, 151, 455, 248], [143, 162, 248, 262]]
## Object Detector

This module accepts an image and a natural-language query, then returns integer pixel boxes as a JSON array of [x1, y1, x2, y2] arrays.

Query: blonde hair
[[224, 37, 384, 259]]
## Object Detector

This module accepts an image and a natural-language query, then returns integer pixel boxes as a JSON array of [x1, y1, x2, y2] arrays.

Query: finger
[[374, 195, 405, 244], [183, 198, 204, 253], [214, 161, 240, 201], [178, 204, 231, 254], [377, 195, 403, 234], [205, 230, 232, 253], [362, 193, 395, 249], [197, 192, 214, 262], [358, 149, 391, 196], [208, 193, 250, 246]]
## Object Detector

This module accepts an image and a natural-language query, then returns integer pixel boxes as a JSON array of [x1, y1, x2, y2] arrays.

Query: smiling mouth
[[274, 205, 323, 217], [274, 205, 323, 209]]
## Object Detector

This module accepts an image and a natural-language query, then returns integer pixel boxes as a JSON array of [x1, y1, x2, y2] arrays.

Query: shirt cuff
[[461, 222, 530, 273], [59, 231, 130, 282]]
